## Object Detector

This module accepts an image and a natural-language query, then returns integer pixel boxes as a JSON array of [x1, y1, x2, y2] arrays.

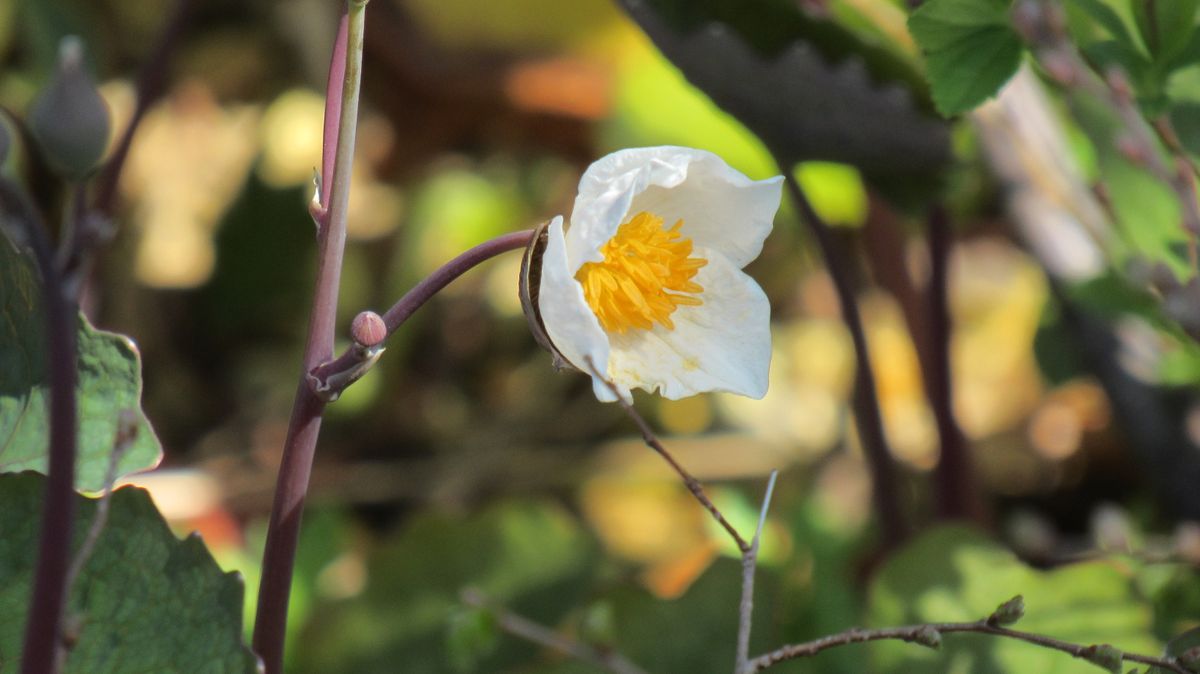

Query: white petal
[[606, 250, 772, 400], [569, 147, 781, 271], [537, 215, 612, 385]]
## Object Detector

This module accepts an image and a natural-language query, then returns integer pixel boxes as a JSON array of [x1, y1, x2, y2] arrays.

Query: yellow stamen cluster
[[575, 211, 708, 334]]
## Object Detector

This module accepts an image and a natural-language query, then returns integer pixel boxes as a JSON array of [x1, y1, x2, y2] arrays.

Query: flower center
[[575, 211, 708, 334]]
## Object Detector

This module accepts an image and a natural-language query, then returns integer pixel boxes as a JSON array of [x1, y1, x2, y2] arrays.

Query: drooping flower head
[[526, 146, 782, 402]]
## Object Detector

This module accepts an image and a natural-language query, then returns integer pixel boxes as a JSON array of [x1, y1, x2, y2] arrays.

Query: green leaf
[[1166, 31, 1200, 71], [1068, 0, 1139, 49], [621, 0, 930, 95], [617, 0, 951, 177], [1069, 92, 1191, 279], [869, 526, 1161, 674], [1150, 627, 1200, 673], [908, 0, 1024, 116], [0, 472, 258, 672], [446, 607, 499, 673], [1133, 0, 1199, 63], [0, 238, 162, 492]]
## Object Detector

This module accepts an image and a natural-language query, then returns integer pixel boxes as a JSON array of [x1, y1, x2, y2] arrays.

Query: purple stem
[[1, 180, 78, 674], [382, 230, 532, 330], [777, 162, 909, 547], [93, 0, 193, 217], [252, 5, 362, 672], [926, 206, 978, 520], [310, 229, 533, 390], [319, 14, 349, 211]]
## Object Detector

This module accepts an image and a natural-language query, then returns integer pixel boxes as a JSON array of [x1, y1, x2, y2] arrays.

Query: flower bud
[[351, 310, 387, 348], [910, 626, 942, 650], [1081, 644, 1123, 673], [29, 36, 111, 180], [1179, 645, 1200, 673], [988, 595, 1025, 626]]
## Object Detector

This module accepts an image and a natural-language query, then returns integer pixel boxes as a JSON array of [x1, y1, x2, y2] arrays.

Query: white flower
[[535, 146, 783, 402]]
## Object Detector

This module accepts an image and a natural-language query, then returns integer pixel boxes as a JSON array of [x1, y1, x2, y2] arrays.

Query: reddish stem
[[777, 162, 909, 547], [252, 5, 361, 672], [925, 206, 978, 521], [319, 14, 349, 210], [1, 180, 78, 674], [309, 230, 534, 393]]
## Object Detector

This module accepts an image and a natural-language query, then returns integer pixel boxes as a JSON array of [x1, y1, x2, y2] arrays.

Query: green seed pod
[[29, 36, 110, 180]]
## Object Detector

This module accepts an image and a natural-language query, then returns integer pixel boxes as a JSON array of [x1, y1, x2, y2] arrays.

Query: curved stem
[[775, 158, 909, 547], [309, 229, 533, 394], [252, 3, 366, 672]]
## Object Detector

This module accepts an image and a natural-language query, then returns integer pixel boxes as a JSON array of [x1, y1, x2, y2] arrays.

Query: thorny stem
[[586, 358, 751, 553], [735, 471, 778, 674], [745, 618, 1192, 673], [1, 179, 78, 674], [776, 160, 909, 547], [252, 3, 366, 672], [308, 229, 534, 396], [461, 589, 649, 674]]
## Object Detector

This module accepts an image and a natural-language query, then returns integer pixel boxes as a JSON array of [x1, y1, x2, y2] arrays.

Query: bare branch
[[746, 604, 1191, 673], [584, 357, 750, 553], [735, 471, 778, 674], [461, 589, 649, 674]]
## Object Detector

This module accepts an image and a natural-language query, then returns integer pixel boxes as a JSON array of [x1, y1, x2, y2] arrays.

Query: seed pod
[[518, 218, 575, 371], [29, 36, 111, 180]]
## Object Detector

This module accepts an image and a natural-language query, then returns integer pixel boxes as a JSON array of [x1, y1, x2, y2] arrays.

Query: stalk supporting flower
[[530, 146, 782, 402]]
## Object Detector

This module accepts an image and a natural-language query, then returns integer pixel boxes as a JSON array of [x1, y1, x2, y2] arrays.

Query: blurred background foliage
[[4, 0, 1200, 671]]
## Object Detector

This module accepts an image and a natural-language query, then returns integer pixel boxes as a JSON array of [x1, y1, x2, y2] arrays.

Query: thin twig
[[585, 357, 750, 553], [63, 411, 137, 596], [1, 178, 78, 674], [55, 411, 137, 670], [746, 615, 1191, 673], [775, 159, 909, 547], [461, 589, 649, 674], [252, 3, 367, 672], [1014, 1, 1200, 271], [735, 471, 778, 674]]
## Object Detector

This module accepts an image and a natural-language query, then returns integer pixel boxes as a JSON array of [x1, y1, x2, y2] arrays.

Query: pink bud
[[351, 311, 387, 347]]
